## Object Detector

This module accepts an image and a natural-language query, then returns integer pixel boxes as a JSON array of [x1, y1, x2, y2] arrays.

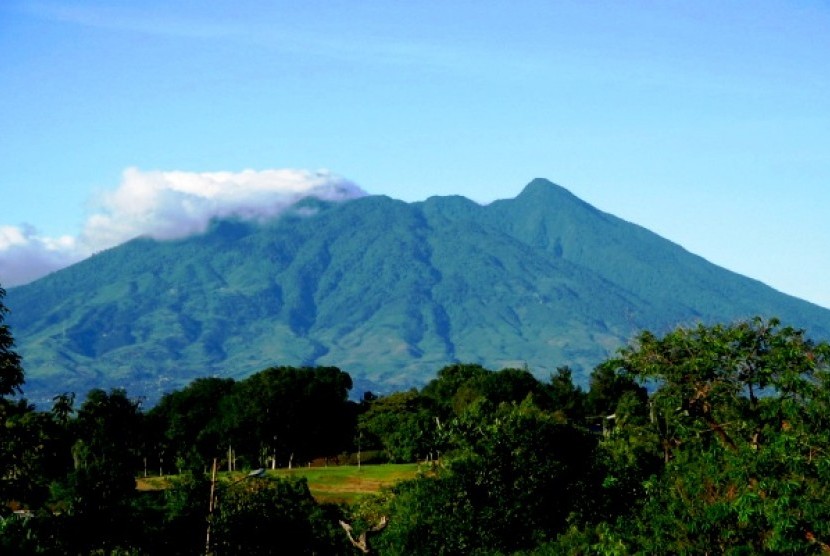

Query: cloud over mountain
[[1, 168, 366, 287], [0, 225, 84, 287]]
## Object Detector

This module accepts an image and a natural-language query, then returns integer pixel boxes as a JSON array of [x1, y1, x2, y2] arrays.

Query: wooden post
[[205, 457, 218, 555]]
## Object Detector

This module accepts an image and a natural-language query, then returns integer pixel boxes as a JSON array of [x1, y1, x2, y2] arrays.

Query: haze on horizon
[[2, 1, 829, 308]]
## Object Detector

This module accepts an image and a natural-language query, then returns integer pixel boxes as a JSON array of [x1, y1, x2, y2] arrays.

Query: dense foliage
[[2, 294, 830, 554]]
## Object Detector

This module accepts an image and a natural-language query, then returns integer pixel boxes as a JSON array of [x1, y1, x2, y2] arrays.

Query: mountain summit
[[8, 179, 830, 403]]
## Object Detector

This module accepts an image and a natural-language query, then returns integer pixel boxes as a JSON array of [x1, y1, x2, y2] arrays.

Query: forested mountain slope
[[8, 179, 830, 404]]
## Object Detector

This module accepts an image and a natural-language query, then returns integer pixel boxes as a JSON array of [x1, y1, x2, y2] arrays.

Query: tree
[[602, 318, 830, 553], [584, 364, 646, 426], [149, 377, 235, 473], [219, 366, 354, 469], [0, 399, 60, 509], [0, 284, 30, 507], [373, 399, 599, 555], [358, 390, 439, 462], [421, 363, 490, 416], [477, 367, 552, 410], [213, 476, 348, 555], [0, 284, 24, 397], [51, 392, 75, 426], [546, 366, 587, 422], [59, 388, 145, 551], [422, 363, 553, 420]]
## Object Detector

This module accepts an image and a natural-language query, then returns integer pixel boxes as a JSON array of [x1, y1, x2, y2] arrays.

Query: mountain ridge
[[7, 179, 830, 404]]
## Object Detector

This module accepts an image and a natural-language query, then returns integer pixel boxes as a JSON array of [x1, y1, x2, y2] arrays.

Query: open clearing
[[275, 463, 421, 503], [136, 463, 422, 504]]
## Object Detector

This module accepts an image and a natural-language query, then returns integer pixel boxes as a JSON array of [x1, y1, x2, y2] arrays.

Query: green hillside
[[7, 179, 830, 404]]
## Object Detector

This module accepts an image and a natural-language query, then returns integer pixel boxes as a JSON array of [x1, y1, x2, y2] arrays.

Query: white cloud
[[0, 225, 85, 286], [0, 168, 366, 287]]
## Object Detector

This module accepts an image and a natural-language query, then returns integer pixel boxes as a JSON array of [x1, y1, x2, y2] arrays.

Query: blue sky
[[2, 1, 829, 308]]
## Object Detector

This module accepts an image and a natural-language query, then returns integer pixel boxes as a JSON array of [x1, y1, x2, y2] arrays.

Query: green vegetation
[[139, 464, 421, 504], [3, 280, 830, 554], [275, 464, 422, 504], [8, 180, 830, 405]]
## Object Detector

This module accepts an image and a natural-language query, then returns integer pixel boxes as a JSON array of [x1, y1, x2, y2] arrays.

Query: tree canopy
[[598, 317, 830, 553], [2, 316, 830, 554], [0, 285, 23, 397]]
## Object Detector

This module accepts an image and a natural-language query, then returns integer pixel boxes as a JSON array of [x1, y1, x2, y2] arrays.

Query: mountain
[[7, 179, 830, 405]]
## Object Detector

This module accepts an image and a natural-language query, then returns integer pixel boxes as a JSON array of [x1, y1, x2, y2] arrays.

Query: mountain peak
[[516, 178, 576, 201], [507, 179, 597, 218]]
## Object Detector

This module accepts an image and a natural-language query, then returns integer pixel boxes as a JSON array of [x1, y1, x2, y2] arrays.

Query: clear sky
[[2, 1, 829, 308]]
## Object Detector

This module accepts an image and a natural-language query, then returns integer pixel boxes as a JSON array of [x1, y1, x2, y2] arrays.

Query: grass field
[[275, 463, 421, 503], [136, 463, 422, 504]]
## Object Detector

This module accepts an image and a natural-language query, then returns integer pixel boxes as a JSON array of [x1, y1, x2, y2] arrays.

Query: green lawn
[[137, 463, 422, 505], [274, 463, 421, 504]]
